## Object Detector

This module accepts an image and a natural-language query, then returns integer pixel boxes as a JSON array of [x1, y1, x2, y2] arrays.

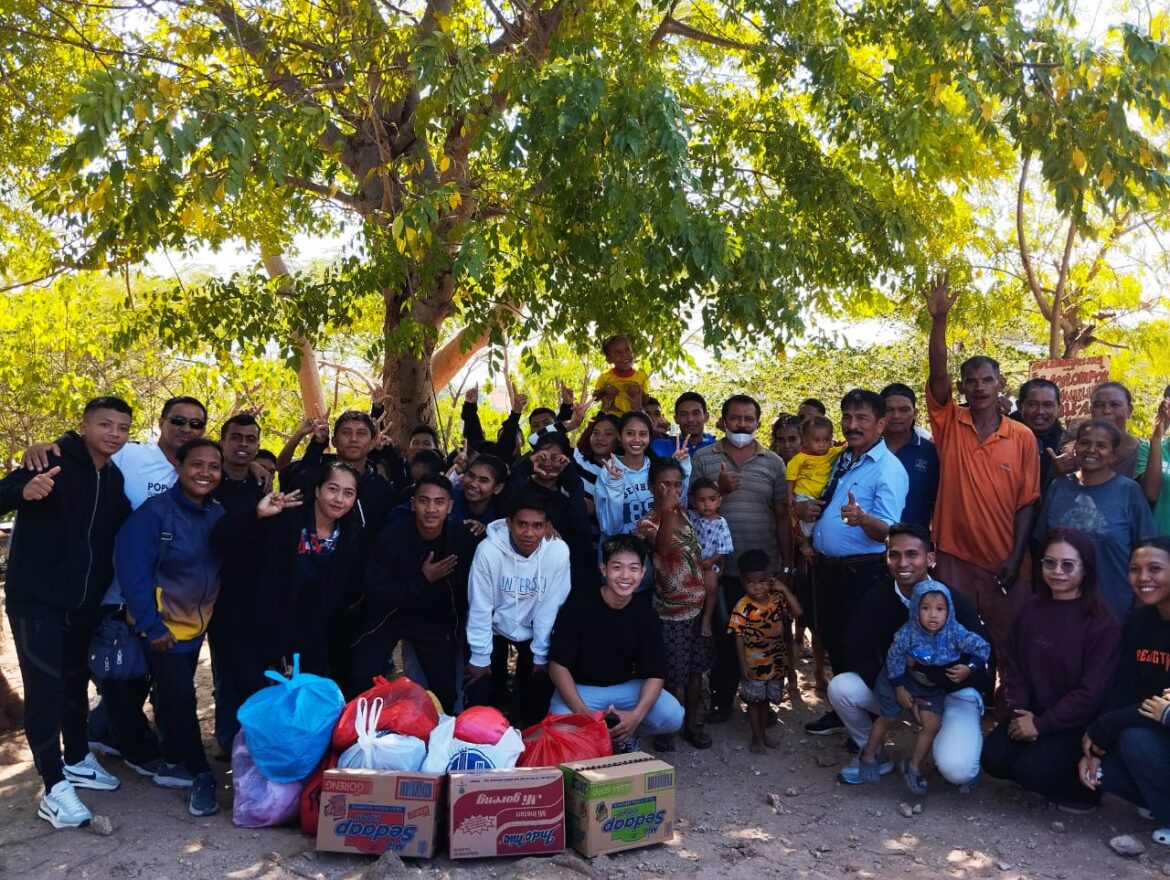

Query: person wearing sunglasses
[[982, 528, 1121, 813], [1035, 419, 1156, 618]]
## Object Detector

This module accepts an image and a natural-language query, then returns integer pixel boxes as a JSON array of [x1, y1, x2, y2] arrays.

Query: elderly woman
[[981, 528, 1121, 811], [1035, 419, 1156, 617], [1091, 381, 1142, 478]]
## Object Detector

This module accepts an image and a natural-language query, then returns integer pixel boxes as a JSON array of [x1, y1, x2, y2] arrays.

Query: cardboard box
[[561, 753, 675, 857], [448, 767, 566, 859], [316, 768, 443, 858]]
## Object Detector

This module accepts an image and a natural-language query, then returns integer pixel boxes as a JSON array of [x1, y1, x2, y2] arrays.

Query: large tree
[[7, 1, 1168, 440]]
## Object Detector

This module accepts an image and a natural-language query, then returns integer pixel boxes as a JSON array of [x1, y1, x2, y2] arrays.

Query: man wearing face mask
[[692, 395, 791, 722]]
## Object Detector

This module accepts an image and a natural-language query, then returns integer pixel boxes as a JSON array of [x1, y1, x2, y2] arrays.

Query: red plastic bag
[[299, 750, 339, 835], [518, 712, 613, 767], [331, 675, 439, 752], [453, 705, 509, 746]]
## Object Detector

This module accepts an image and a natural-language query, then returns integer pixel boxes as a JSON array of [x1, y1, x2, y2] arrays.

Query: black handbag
[[88, 614, 149, 680]]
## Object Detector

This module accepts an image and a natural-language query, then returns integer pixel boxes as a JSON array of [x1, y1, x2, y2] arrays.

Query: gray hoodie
[[466, 519, 571, 667]]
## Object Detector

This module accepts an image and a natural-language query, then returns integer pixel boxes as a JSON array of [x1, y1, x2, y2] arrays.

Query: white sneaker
[[63, 753, 120, 791], [38, 780, 93, 829]]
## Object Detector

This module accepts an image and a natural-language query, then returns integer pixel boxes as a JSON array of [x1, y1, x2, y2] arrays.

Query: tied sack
[[518, 712, 613, 767], [331, 674, 439, 752], [237, 653, 344, 784], [421, 711, 524, 773], [231, 731, 303, 828], [337, 697, 427, 772]]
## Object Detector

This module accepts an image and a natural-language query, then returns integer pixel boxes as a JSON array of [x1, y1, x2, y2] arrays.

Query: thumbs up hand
[[22, 466, 62, 501], [717, 462, 740, 494], [840, 486, 865, 527]]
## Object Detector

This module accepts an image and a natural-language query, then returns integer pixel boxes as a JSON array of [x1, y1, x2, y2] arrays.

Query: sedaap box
[[560, 752, 675, 857], [448, 767, 566, 859], [316, 768, 443, 858]]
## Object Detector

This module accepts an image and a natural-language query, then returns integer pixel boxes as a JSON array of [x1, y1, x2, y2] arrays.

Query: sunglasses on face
[[1040, 557, 1081, 573], [165, 415, 206, 430]]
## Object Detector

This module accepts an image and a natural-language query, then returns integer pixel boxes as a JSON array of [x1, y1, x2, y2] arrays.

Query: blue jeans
[[550, 680, 684, 736], [1101, 725, 1170, 825]]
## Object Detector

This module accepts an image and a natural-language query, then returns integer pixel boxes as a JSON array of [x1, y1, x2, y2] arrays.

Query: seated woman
[[982, 528, 1121, 812], [1079, 536, 1170, 847], [1035, 419, 1155, 617]]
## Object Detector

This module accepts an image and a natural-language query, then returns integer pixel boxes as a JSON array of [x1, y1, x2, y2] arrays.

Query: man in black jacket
[[358, 474, 482, 710], [0, 396, 133, 828], [829, 522, 990, 789]]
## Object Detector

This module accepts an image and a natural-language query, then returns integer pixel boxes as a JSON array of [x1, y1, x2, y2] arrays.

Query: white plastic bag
[[337, 697, 427, 772], [421, 714, 524, 772]]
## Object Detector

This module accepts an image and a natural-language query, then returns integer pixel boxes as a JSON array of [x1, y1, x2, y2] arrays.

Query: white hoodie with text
[[466, 519, 572, 667]]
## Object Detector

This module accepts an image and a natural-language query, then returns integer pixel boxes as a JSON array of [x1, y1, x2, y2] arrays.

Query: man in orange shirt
[[924, 276, 1040, 653]]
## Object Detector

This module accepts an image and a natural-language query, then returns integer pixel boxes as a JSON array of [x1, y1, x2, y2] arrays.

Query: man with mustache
[[924, 276, 1040, 656], [798, 389, 908, 735]]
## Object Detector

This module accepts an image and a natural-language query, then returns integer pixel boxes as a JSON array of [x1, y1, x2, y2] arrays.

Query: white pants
[[828, 671, 983, 785]]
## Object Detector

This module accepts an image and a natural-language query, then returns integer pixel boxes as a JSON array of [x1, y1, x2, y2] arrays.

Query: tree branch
[[1049, 199, 1082, 358], [649, 16, 757, 52], [1016, 155, 1053, 322], [283, 175, 359, 210]]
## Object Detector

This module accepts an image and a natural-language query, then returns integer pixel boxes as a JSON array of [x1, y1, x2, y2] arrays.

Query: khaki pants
[[933, 550, 1032, 654]]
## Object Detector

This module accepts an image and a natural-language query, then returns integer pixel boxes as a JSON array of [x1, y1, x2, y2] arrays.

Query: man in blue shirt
[[880, 383, 939, 529], [794, 389, 908, 735]]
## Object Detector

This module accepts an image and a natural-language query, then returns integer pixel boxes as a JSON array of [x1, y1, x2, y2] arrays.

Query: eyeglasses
[[165, 415, 206, 430], [1040, 557, 1081, 574]]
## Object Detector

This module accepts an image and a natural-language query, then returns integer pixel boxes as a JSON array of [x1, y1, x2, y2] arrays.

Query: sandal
[[652, 734, 676, 752], [681, 726, 713, 749], [1153, 828, 1170, 847], [900, 759, 928, 796]]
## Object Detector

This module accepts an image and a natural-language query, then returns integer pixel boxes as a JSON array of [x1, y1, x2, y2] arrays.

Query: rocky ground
[[1, 611, 1167, 880]]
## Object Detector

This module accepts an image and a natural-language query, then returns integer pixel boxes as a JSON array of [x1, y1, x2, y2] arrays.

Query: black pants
[[208, 636, 268, 753], [464, 636, 553, 728], [148, 650, 209, 776], [710, 575, 744, 711], [809, 557, 888, 677], [8, 611, 96, 790], [409, 632, 460, 716], [981, 722, 1096, 804]]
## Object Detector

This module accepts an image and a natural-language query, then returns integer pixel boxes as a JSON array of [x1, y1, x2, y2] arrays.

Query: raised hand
[[559, 381, 575, 406], [465, 384, 479, 404], [671, 433, 690, 462], [421, 550, 459, 582], [604, 453, 623, 480], [452, 439, 469, 474], [257, 489, 303, 518], [923, 272, 957, 318], [1154, 396, 1170, 440], [21, 465, 62, 501], [507, 378, 528, 415], [563, 397, 594, 432]]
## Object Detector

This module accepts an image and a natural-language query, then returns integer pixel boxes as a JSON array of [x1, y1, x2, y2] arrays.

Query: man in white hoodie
[[464, 493, 571, 725]]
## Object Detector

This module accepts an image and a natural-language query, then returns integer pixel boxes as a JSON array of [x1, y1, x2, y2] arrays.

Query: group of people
[[3, 281, 1170, 852]]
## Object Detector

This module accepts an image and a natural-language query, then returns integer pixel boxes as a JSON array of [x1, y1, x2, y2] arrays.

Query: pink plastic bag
[[231, 730, 303, 828], [453, 705, 509, 745]]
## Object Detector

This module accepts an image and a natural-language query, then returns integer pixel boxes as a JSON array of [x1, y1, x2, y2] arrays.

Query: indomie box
[[316, 768, 443, 858], [561, 752, 675, 857], [448, 767, 565, 859]]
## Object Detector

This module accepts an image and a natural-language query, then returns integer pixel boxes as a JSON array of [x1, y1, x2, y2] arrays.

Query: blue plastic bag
[[237, 654, 345, 784]]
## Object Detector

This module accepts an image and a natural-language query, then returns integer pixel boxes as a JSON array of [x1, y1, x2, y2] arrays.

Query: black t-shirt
[[549, 586, 665, 686]]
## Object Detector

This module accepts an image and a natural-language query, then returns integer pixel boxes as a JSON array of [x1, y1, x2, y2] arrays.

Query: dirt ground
[[1, 609, 1168, 880]]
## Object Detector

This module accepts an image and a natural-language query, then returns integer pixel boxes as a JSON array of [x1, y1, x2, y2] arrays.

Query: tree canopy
[[2, 0, 1168, 438]]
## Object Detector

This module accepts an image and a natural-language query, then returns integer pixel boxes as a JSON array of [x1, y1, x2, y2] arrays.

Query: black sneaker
[[804, 711, 844, 735], [188, 772, 220, 817]]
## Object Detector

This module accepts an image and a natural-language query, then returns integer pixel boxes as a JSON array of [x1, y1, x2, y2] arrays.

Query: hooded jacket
[[887, 579, 991, 687], [115, 484, 225, 651], [466, 519, 572, 667], [0, 431, 131, 621]]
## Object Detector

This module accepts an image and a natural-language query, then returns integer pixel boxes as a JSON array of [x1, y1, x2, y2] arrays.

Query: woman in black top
[[1079, 536, 1170, 846], [213, 461, 363, 684]]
